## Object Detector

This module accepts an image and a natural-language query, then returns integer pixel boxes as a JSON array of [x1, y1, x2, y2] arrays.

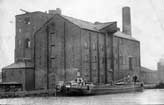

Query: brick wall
[[2, 69, 25, 90], [15, 12, 51, 62], [113, 36, 140, 81], [34, 14, 140, 89]]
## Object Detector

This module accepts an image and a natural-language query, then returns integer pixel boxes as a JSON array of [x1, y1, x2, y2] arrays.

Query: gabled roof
[[62, 15, 115, 31], [17, 11, 115, 32], [28, 12, 138, 41], [63, 16, 138, 41]]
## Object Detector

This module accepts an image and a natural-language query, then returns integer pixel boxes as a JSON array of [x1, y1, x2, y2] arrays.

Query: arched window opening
[[25, 39, 31, 48]]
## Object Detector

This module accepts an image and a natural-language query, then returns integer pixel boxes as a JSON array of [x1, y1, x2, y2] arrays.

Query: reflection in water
[[0, 89, 164, 105]]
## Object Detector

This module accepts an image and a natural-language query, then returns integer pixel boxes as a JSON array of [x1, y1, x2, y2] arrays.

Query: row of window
[[18, 16, 31, 24], [48, 50, 138, 71], [17, 17, 31, 34], [84, 42, 97, 50], [83, 55, 139, 69], [84, 41, 105, 51]]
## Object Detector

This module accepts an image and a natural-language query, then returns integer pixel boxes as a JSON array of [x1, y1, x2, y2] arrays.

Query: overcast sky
[[0, 0, 164, 70]]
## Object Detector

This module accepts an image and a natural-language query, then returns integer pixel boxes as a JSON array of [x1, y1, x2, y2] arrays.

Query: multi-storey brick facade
[[2, 7, 141, 91]]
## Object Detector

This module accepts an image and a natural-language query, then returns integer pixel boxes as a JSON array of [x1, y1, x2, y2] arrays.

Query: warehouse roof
[[17, 11, 116, 32], [27, 12, 138, 41], [2, 62, 33, 69], [114, 31, 138, 41], [62, 15, 115, 31], [63, 16, 138, 41]]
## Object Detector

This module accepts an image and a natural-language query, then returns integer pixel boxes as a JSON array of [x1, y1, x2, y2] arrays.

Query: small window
[[135, 57, 138, 66], [51, 46, 56, 58], [102, 57, 105, 64], [18, 40, 21, 48], [123, 56, 126, 64], [50, 32, 55, 45], [95, 56, 97, 61], [18, 40, 21, 45], [25, 39, 31, 48], [129, 57, 133, 70], [84, 41, 88, 49], [101, 46, 104, 51], [18, 28, 22, 32], [119, 56, 123, 65], [24, 17, 30, 24], [85, 55, 89, 62], [92, 41, 96, 50], [51, 59, 56, 68]]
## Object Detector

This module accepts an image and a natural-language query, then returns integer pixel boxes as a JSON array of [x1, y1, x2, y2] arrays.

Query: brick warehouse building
[[2, 7, 141, 91]]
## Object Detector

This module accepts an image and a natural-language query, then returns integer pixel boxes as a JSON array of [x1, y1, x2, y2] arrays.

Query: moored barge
[[60, 77, 144, 96]]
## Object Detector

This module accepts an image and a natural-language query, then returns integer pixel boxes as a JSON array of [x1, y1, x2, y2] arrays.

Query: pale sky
[[0, 0, 164, 70]]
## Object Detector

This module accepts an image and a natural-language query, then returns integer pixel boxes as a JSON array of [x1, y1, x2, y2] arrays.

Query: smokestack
[[122, 6, 131, 35]]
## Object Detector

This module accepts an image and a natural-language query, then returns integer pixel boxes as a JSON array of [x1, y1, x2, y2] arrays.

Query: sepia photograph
[[0, 0, 164, 104]]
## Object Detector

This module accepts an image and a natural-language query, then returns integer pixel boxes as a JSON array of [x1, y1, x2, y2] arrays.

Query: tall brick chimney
[[122, 6, 131, 35]]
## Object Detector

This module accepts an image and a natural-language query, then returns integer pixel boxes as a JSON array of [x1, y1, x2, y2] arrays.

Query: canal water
[[0, 89, 164, 105]]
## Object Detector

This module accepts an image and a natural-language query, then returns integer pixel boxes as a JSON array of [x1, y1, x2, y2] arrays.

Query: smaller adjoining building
[[140, 67, 158, 84], [157, 58, 164, 83]]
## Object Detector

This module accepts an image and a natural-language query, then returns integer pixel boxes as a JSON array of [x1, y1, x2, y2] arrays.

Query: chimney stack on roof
[[48, 8, 62, 15], [122, 6, 131, 35]]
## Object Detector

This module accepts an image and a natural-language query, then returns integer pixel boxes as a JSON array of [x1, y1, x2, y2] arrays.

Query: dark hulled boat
[[60, 77, 144, 96]]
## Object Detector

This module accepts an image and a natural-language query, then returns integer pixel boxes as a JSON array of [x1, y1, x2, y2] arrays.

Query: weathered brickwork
[[2, 68, 34, 91], [113, 36, 140, 81], [15, 12, 50, 62], [2, 9, 140, 90]]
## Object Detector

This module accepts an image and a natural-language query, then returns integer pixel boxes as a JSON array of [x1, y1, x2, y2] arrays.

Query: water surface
[[0, 89, 164, 105]]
